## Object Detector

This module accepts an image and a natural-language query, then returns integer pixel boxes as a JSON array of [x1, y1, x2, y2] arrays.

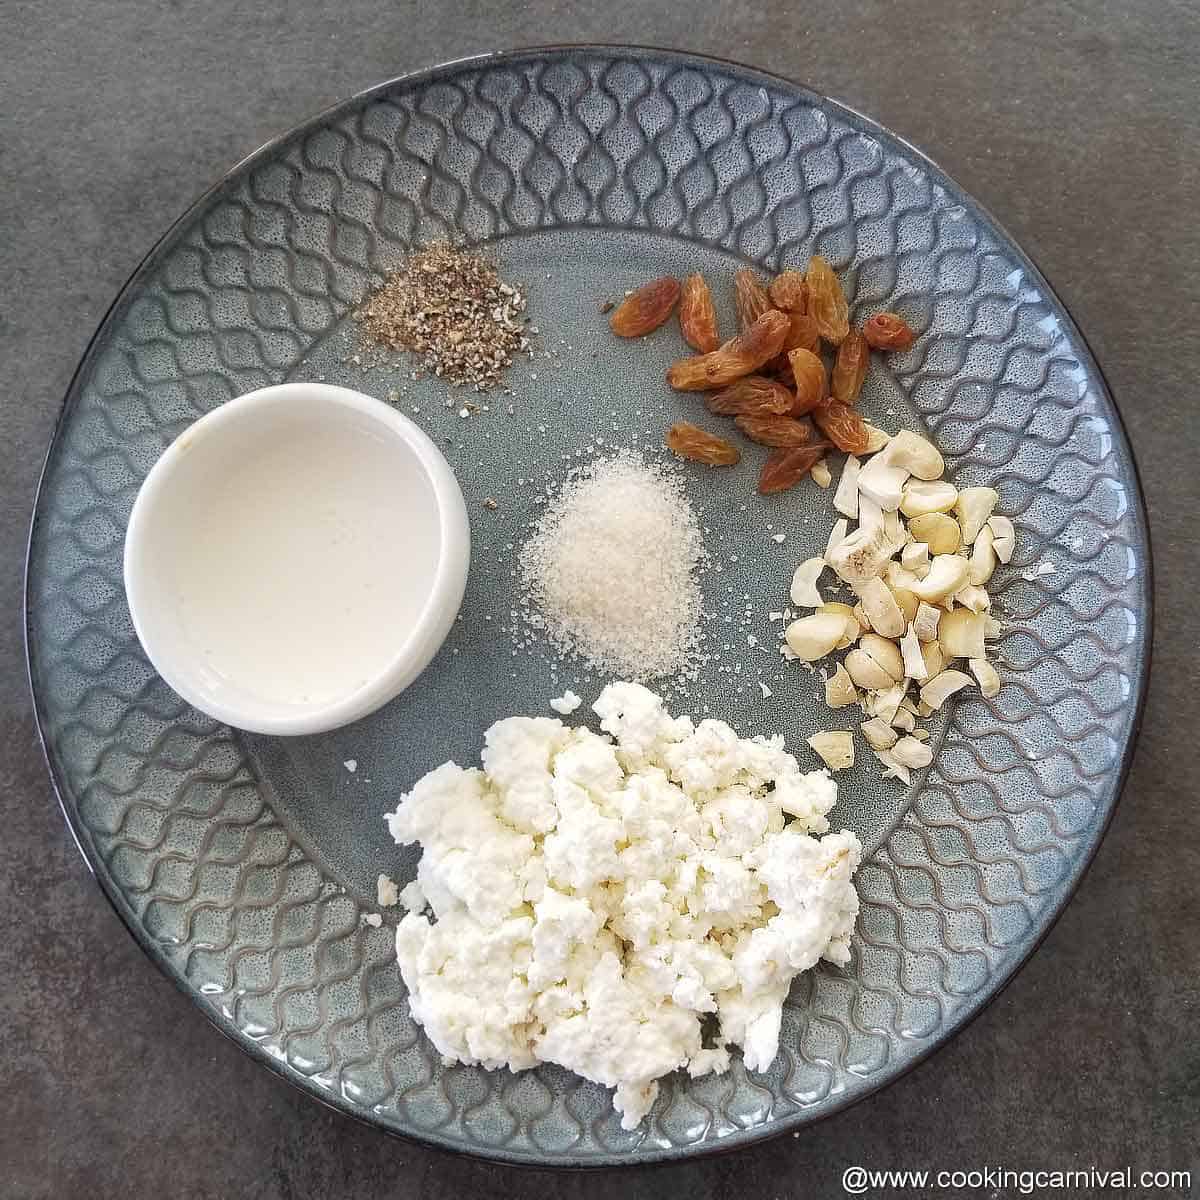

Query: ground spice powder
[[355, 243, 533, 390]]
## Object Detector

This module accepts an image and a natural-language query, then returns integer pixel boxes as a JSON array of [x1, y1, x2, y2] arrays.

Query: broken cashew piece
[[827, 524, 897, 588], [790, 557, 827, 608], [988, 514, 1015, 563], [899, 624, 930, 681], [913, 601, 942, 642], [956, 486, 999, 544], [819, 602, 861, 650], [938, 609, 987, 660], [920, 669, 973, 711], [908, 512, 962, 556], [859, 577, 906, 638], [808, 731, 854, 771], [824, 663, 859, 708], [969, 657, 1001, 698], [900, 480, 958, 518], [900, 541, 930, 576], [785, 612, 846, 661], [892, 736, 934, 769], [862, 424, 891, 454], [857, 454, 909, 512], [910, 555, 970, 603], [861, 717, 899, 750], [968, 524, 997, 585], [885, 430, 944, 479], [824, 517, 850, 562], [833, 455, 861, 519]]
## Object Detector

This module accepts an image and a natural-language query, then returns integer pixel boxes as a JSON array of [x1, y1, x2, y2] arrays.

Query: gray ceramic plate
[[26, 46, 1151, 1166]]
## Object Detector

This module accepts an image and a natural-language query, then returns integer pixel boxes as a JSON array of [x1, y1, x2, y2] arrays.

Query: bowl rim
[[122, 381, 470, 735]]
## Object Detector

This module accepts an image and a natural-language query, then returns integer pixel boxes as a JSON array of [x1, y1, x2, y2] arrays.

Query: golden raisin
[[734, 414, 813, 448], [666, 422, 741, 466], [768, 270, 808, 313], [805, 255, 850, 344], [863, 311, 916, 351], [781, 311, 821, 355], [705, 375, 794, 416], [831, 329, 870, 404], [609, 277, 681, 337], [787, 347, 827, 415], [813, 398, 872, 454], [758, 443, 833, 495], [733, 269, 773, 332], [679, 273, 720, 352], [666, 310, 789, 391]]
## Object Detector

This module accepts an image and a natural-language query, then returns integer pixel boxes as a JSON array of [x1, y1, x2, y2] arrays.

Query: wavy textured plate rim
[[23, 43, 1153, 1168]]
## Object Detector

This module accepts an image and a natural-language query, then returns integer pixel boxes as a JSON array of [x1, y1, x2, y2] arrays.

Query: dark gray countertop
[[3, 3, 1197, 1197]]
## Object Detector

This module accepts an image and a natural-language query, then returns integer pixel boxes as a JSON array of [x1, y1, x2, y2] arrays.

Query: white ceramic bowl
[[124, 383, 470, 735]]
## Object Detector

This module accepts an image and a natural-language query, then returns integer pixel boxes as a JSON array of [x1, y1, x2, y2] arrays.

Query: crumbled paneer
[[376, 873, 399, 908], [549, 689, 582, 715], [385, 682, 861, 1129]]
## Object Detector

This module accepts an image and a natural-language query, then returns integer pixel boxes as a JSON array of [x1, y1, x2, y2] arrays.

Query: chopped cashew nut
[[810, 458, 832, 488], [885, 562, 922, 591], [881, 508, 906, 551], [920, 669, 973, 711], [921, 639, 946, 678], [861, 717, 899, 750], [824, 517, 850, 561], [885, 430, 944, 479], [845, 648, 895, 691], [862, 424, 891, 453], [819, 602, 861, 649], [900, 480, 958, 518], [858, 633, 905, 682], [968, 525, 997, 585], [833, 455, 861, 519], [871, 682, 908, 725], [786, 413, 1004, 783], [859, 578, 906, 638], [956, 487, 999, 544], [913, 602, 942, 642], [873, 748, 911, 784], [857, 455, 909, 511], [824, 663, 859, 708], [899, 624, 930, 680], [955, 584, 991, 613], [807, 731, 854, 771], [910, 555, 970, 603], [988, 515, 1015, 563], [857, 493, 884, 536], [892, 736, 934, 769], [790, 558, 827, 608], [938, 610, 987, 660], [785, 612, 846, 661], [969, 658, 1001, 698], [888, 580, 919, 624], [827, 525, 897, 588], [900, 541, 930, 576], [907, 512, 962, 556]]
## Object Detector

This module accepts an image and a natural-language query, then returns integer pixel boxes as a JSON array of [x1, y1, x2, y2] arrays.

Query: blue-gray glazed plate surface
[[25, 46, 1151, 1166]]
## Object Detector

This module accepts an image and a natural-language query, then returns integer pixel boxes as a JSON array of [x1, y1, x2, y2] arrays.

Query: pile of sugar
[[519, 454, 706, 681]]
